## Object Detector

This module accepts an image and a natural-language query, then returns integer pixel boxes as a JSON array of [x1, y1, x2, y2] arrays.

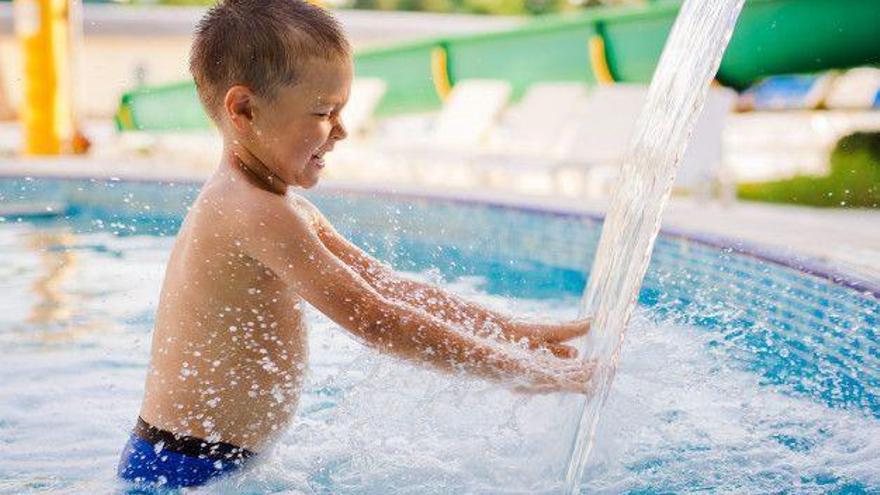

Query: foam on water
[[1, 227, 878, 494]]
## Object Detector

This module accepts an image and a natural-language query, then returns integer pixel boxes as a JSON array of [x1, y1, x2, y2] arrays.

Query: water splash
[[564, 0, 746, 492]]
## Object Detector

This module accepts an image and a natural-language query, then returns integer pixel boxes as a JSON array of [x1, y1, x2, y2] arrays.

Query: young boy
[[118, 0, 592, 488]]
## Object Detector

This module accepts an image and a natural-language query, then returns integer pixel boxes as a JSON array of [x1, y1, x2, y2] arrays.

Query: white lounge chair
[[432, 79, 513, 151], [674, 86, 738, 199], [740, 73, 835, 111], [458, 83, 647, 196], [329, 79, 512, 186], [365, 79, 513, 187], [368, 79, 513, 150], [324, 78, 388, 181], [471, 82, 592, 194], [340, 78, 387, 139], [569, 85, 737, 199], [485, 82, 589, 157], [824, 68, 880, 110], [480, 83, 736, 199], [563, 84, 650, 198]]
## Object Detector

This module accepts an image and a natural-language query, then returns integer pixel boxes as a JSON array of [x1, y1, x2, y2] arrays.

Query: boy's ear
[[224, 85, 255, 132]]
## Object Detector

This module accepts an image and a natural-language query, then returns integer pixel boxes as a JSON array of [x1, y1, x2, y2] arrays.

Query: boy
[[118, 0, 592, 488]]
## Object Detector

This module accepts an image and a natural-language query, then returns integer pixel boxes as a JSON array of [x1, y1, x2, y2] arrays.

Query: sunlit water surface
[[0, 181, 878, 494]]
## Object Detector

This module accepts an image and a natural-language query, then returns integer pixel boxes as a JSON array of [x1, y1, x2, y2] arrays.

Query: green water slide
[[115, 0, 880, 131]]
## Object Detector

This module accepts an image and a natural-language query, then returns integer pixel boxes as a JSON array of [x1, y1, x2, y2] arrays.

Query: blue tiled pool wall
[[0, 176, 195, 236], [1, 177, 877, 417], [320, 193, 879, 416]]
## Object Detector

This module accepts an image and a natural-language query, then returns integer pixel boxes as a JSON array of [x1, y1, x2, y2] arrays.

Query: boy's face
[[248, 56, 353, 189]]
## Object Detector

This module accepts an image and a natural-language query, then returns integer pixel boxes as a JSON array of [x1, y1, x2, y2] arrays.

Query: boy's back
[[141, 168, 308, 452]]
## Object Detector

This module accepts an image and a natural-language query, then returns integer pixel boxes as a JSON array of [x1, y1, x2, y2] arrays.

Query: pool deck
[[3, 154, 879, 290]]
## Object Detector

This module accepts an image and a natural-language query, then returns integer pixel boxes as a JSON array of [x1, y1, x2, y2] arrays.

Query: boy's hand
[[513, 355, 597, 395], [509, 317, 591, 360]]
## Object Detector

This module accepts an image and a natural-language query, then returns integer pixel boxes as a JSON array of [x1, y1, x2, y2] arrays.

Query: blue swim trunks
[[117, 416, 255, 489]]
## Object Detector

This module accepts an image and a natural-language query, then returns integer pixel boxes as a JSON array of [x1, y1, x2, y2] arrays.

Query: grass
[[737, 132, 880, 208]]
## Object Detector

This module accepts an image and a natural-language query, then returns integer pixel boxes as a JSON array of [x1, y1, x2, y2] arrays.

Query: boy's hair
[[190, 0, 351, 123]]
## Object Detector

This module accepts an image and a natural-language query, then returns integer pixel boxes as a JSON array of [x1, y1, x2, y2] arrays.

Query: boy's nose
[[332, 119, 348, 142]]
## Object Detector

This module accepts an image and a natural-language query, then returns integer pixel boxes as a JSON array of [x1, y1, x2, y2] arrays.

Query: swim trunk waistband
[[118, 416, 256, 488], [132, 416, 255, 462]]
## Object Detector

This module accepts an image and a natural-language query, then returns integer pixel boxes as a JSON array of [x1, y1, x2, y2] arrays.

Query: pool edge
[[2, 170, 878, 300]]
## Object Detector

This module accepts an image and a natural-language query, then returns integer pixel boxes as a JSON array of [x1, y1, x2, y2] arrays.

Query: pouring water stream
[[562, 1, 746, 492]]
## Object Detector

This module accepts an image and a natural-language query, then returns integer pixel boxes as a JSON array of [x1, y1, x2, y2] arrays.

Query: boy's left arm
[[297, 198, 589, 355]]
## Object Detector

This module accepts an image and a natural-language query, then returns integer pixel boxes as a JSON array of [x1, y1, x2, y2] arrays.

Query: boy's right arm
[[235, 194, 590, 394], [294, 196, 589, 357]]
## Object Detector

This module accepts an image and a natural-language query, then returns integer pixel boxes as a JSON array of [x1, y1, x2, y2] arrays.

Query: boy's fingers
[[512, 384, 545, 395], [543, 317, 592, 343], [522, 338, 577, 359], [547, 343, 578, 359], [515, 358, 595, 396], [513, 382, 578, 396]]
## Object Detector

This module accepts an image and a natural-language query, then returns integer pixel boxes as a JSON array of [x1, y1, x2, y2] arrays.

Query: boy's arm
[[237, 194, 590, 394], [296, 198, 589, 353]]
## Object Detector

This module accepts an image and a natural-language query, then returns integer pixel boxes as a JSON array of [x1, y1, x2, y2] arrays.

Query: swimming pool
[[1, 176, 877, 494]]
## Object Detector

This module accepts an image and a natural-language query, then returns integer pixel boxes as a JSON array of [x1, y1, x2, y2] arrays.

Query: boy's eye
[[314, 112, 332, 118]]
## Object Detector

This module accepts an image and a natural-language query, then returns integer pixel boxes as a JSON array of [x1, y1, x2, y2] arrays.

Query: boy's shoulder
[[286, 192, 322, 222], [195, 175, 324, 239]]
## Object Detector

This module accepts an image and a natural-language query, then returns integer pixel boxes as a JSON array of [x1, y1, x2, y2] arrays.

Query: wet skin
[[139, 56, 592, 452]]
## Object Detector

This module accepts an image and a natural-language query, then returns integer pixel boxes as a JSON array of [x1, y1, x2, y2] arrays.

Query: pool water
[[0, 177, 878, 494]]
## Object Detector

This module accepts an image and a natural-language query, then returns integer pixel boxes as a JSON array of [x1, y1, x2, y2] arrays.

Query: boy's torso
[[140, 172, 309, 452]]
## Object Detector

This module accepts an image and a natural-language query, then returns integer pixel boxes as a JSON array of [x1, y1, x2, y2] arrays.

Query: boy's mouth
[[310, 152, 326, 169]]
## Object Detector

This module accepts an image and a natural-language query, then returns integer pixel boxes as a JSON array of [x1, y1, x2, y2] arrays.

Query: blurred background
[[1, 0, 879, 203]]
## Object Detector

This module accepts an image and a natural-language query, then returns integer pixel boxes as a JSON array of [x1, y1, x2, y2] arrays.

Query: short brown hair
[[189, 0, 351, 122]]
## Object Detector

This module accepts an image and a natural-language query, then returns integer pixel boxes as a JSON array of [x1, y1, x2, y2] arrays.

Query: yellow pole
[[430, 46, 452, 101], [15, 0, 76, 155], [588, 35, 615, 85]]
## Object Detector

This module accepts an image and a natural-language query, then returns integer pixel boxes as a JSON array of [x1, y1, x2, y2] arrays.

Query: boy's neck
[[223, 145, 288, 196]]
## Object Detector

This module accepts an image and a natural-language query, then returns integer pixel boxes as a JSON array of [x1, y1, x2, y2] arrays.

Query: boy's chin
[[298, 174, 321, 189], [287, 166, 321, 189]]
